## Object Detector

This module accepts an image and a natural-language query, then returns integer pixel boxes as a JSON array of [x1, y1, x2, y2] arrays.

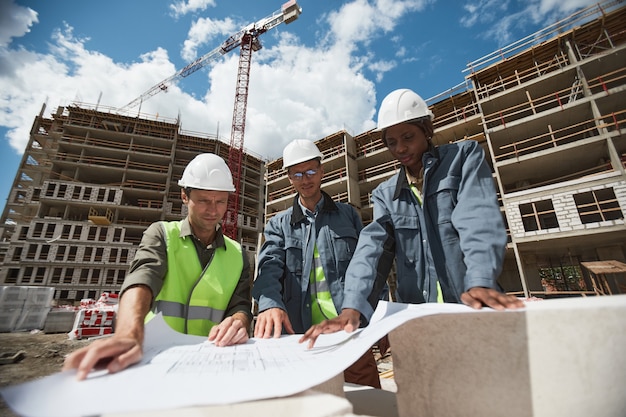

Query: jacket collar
[[290, 190, 338, 226], [180, 217, 226, 249], [392, 145, 439, 201], [393, 166, 411, 200]]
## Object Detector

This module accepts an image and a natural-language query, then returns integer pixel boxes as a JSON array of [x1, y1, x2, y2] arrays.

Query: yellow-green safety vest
[[310, 244, 338, 324], [145, 221, 243, 335]]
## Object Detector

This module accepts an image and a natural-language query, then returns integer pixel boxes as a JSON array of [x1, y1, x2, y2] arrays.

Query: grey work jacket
[[253, 192, 363, 333], [343, 140, 507, 322]]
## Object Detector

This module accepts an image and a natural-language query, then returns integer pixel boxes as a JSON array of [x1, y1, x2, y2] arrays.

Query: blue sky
[[0, 0, 600, 205]]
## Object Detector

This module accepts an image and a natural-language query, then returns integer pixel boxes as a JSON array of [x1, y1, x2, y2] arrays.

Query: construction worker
[[301, 89, 524, 347], [64, 154, 253, 380], [253, 139, 382, 389]]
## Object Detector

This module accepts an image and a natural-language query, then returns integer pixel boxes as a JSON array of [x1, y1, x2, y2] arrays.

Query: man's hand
[[299, 308, 361, 349], [208, 314, 250, 347], [254, 307, 294, 339], [62, 335, 143, 381], [461, 287, 525, 310], [254, 308, 294, 338], [63, 285, 151, 381]]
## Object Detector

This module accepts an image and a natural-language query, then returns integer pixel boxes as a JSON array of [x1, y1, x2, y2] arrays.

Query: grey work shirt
[[120, 218, 253, 323]]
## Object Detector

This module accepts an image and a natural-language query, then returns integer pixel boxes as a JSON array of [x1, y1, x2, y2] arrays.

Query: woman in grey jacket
[[301, 89, 524, 347]]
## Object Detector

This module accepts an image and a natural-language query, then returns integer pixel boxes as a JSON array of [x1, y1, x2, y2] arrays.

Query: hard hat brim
[[374, 115, 434, 133], [282, 156, 322, 169]]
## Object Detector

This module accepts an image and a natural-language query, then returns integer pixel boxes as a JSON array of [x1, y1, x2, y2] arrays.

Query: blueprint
[[1, 301, 481, 417]]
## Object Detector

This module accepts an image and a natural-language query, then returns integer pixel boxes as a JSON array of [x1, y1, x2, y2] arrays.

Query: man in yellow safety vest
[[64, 154, 252, 380]]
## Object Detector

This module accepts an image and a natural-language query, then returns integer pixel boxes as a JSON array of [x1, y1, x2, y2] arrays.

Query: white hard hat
[[376, 89, 434, 131], [178, 153, 235, 192], [282, 139, 323, 169]]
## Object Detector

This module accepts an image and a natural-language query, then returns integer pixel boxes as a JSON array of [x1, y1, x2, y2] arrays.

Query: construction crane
[[120, 1, 302, 239]]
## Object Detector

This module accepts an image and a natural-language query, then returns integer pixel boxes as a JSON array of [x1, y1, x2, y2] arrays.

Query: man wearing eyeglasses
[[253, 139, 382, 389]]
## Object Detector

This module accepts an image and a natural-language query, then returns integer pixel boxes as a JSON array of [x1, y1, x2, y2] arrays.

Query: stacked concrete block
[[0, 286, 25, 332], [0, 286, 54, 332], [43, 307, 78, 333], [0, 307, 22, 333]]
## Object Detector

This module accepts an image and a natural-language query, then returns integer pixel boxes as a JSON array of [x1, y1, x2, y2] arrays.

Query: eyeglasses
[[289, 169, 319, 181]]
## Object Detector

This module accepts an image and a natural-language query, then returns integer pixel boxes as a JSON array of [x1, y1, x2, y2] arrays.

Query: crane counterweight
[[282, 0, 301, 24]]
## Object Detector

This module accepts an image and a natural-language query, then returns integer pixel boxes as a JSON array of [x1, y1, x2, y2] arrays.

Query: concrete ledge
[[344, 383, 398, 417], [388, 295, 626, 417], [105, 390, 362, 417], [311, 372, 345, 398]]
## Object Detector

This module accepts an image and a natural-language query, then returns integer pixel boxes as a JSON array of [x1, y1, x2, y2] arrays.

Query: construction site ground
[[0, 332, 395, 417]]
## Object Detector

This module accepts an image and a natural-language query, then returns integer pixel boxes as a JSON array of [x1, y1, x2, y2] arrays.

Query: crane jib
[[120, 2, 301, 111]]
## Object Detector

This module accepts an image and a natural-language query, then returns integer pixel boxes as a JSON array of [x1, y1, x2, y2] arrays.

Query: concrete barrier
[[389, 295, 626, 417]]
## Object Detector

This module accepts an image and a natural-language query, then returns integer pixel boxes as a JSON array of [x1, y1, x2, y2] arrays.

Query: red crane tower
[[120, 1, 302, 239]]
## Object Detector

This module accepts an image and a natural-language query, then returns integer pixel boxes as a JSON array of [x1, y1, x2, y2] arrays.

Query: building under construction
[[266, 2, 626, 298], [0, 1, 625, 302], [0, 104, 264, 301]]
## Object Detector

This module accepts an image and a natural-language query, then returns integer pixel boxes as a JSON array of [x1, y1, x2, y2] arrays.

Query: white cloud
[[536, 0, 598, 15], [170, 34, 378, 160], [0, 0, 435, 162], [460, 0, 598, 45], [323, 0, 432, 86], [181, 16, 239, 61], [169, 0, 217, 19], [243, 40, 377, 157], [0, 0, 37, 49], [368, 60, 397, 83], [460, 0, 509, 29], [0, 25, 178, 153], [327, 0, 431, 46]]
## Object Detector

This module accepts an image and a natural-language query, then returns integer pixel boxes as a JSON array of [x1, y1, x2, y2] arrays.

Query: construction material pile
[[68, 292, 118, 340], [0, 286, 54, 333]]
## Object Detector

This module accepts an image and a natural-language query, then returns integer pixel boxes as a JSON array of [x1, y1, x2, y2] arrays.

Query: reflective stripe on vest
[[145, 221, 243, 336], [153, 300, 224, 323], [310, 244, 338, 324]]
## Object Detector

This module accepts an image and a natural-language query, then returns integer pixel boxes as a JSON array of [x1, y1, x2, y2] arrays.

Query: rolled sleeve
[[120, 222, 168, 299]]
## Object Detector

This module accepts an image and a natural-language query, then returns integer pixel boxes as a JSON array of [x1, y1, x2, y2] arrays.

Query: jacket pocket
[[427, 175, 460, 224], [329, 226, 359, 262], [283, 236, 303, 303], [391, 213, 419, 230], [328, 226, 358, 283], [390, 214, 420, 264]]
